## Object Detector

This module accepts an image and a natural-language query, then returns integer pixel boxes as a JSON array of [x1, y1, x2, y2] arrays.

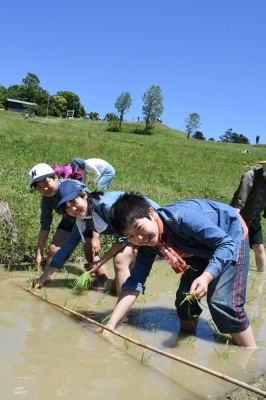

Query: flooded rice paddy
[[0, 253, 266, 400]]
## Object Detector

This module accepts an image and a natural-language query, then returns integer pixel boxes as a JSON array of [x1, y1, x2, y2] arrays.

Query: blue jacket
[[122, 199, 244, 294], [50, 191, 159, 269]]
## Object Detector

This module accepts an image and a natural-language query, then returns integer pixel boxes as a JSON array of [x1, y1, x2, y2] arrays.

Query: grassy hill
[[0, 110, 265, 263]]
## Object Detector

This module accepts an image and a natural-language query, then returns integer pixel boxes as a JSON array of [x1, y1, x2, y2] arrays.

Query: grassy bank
[[0, 110, 265, 264]]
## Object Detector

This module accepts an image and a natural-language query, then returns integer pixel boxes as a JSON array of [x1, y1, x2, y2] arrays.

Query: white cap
[[29, 163, 55, 187]]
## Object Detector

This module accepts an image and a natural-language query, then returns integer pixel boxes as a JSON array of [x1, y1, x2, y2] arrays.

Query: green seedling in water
[[141, 350, 152, 365], [249, 315, 259, 325], [187, 336, 198, 348], [6, 263, 12, 278], [60, 267, 70, 281], [26, 266, 35, 287], [214, 340, 231, 361], [95, 290, 110, 305], [72, 271, 94, 294], [151, 315, 163, 332], [98, 314, 111, 334], [41, 286, 48, 300]]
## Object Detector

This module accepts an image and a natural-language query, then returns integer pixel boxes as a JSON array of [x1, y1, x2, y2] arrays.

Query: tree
[[104, 112, 119, 121], [56, 91, 82, 118], [22, 72, 40, 90], [192, 131, 205, 140], [0, 85, 8, 108], [50, 95, 68, 117], [219, 128, 249, 144], [7, 84, 28, 101], [142, 85, 164, 134], [114, 92, 132, 129], [22, 72, 41, 103], [185, 113, 201, 139]]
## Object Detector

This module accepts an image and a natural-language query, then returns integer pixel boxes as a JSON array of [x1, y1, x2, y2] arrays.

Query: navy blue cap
[[57, 180, 84, 208]]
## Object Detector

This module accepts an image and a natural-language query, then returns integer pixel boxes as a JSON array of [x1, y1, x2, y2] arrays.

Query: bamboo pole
[[1, 273, 266, 398]]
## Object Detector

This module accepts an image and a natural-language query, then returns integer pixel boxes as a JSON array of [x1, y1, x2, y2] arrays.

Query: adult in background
[[230, 160, 266, 272], [71, 157, 115, 190], [51, 163, 82, 181]]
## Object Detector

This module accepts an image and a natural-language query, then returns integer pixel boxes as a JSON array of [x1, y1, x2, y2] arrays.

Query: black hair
[[109, 192, 152, 236], [61, 190, 104, 216], [32, 173, 56, 189]]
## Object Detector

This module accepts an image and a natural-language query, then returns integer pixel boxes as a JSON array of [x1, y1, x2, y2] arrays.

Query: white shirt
[[82, 158, 108, 183]]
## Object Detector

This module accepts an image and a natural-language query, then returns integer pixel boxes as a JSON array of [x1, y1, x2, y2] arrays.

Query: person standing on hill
[[71, 157, 115, 190], [230, 161, 266, 272]]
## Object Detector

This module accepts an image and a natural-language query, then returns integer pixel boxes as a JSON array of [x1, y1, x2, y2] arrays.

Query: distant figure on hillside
[[137, 116, 140, 122], [256, 135, 260, 144], [70, 157, 115, 190], [230, 160, 266, 272], [51, 164, 82, 181]]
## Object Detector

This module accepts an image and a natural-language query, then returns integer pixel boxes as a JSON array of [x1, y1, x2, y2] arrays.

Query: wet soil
[[219, 372, 266, 399]]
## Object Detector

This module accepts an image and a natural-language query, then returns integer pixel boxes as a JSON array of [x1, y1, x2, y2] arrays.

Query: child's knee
[[48, 243, 60, 257]]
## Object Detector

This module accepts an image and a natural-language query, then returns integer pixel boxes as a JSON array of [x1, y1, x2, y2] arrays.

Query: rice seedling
[[60, 267, 70, 280], [179, 292, 207, 324], [180, 292, 207, 309], [249, 274, 256, 289], [41, 286, 48, 300], [151, 315, 163, 332], [72, 271, 94, 294], [5, 263, 12, 278], [214, 340, 231, 361], [97, 314, 112, 334], [141, 350, 152, 365], [245, 294, 258, 304], [249, 315, 259, 325], [26, 266, 35, 287], [187, 336, 198, 348], [124, 338, 131, 350], [95, 290, 110, 305]]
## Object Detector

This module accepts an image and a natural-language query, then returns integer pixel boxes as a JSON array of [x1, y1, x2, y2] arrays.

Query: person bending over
[[35, 181, 159, 296], [103, 193, 256, 348]]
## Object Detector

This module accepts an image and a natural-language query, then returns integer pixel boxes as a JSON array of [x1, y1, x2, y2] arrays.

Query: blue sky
[[1, 1, 265, 143]]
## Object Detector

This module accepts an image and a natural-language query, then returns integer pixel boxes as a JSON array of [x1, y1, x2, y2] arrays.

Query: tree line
[[185, 113, 250, 144], [0, 72, 250, 141], [0, 72, 164, 134]]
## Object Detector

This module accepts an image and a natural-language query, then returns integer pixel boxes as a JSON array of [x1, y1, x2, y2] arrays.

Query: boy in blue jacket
[[104, 192, 256, 348]]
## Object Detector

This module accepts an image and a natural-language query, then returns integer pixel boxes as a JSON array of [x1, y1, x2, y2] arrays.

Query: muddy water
[[0, 254, 266, 400]]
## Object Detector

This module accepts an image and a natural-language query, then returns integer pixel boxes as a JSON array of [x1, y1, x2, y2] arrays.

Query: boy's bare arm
[[36, 230, 50, 267], [86, 241, 127, 273], [103, 289, 139, 333]]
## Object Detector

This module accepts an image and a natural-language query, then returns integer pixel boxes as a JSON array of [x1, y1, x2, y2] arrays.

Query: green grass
[[0, 110, 265, 263]]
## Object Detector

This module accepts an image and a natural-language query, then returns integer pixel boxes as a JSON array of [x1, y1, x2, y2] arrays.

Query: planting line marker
[[1, 273, 265, 398]]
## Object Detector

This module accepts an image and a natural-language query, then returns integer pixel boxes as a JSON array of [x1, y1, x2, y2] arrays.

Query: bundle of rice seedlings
[[72, 271, 94, 294]]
